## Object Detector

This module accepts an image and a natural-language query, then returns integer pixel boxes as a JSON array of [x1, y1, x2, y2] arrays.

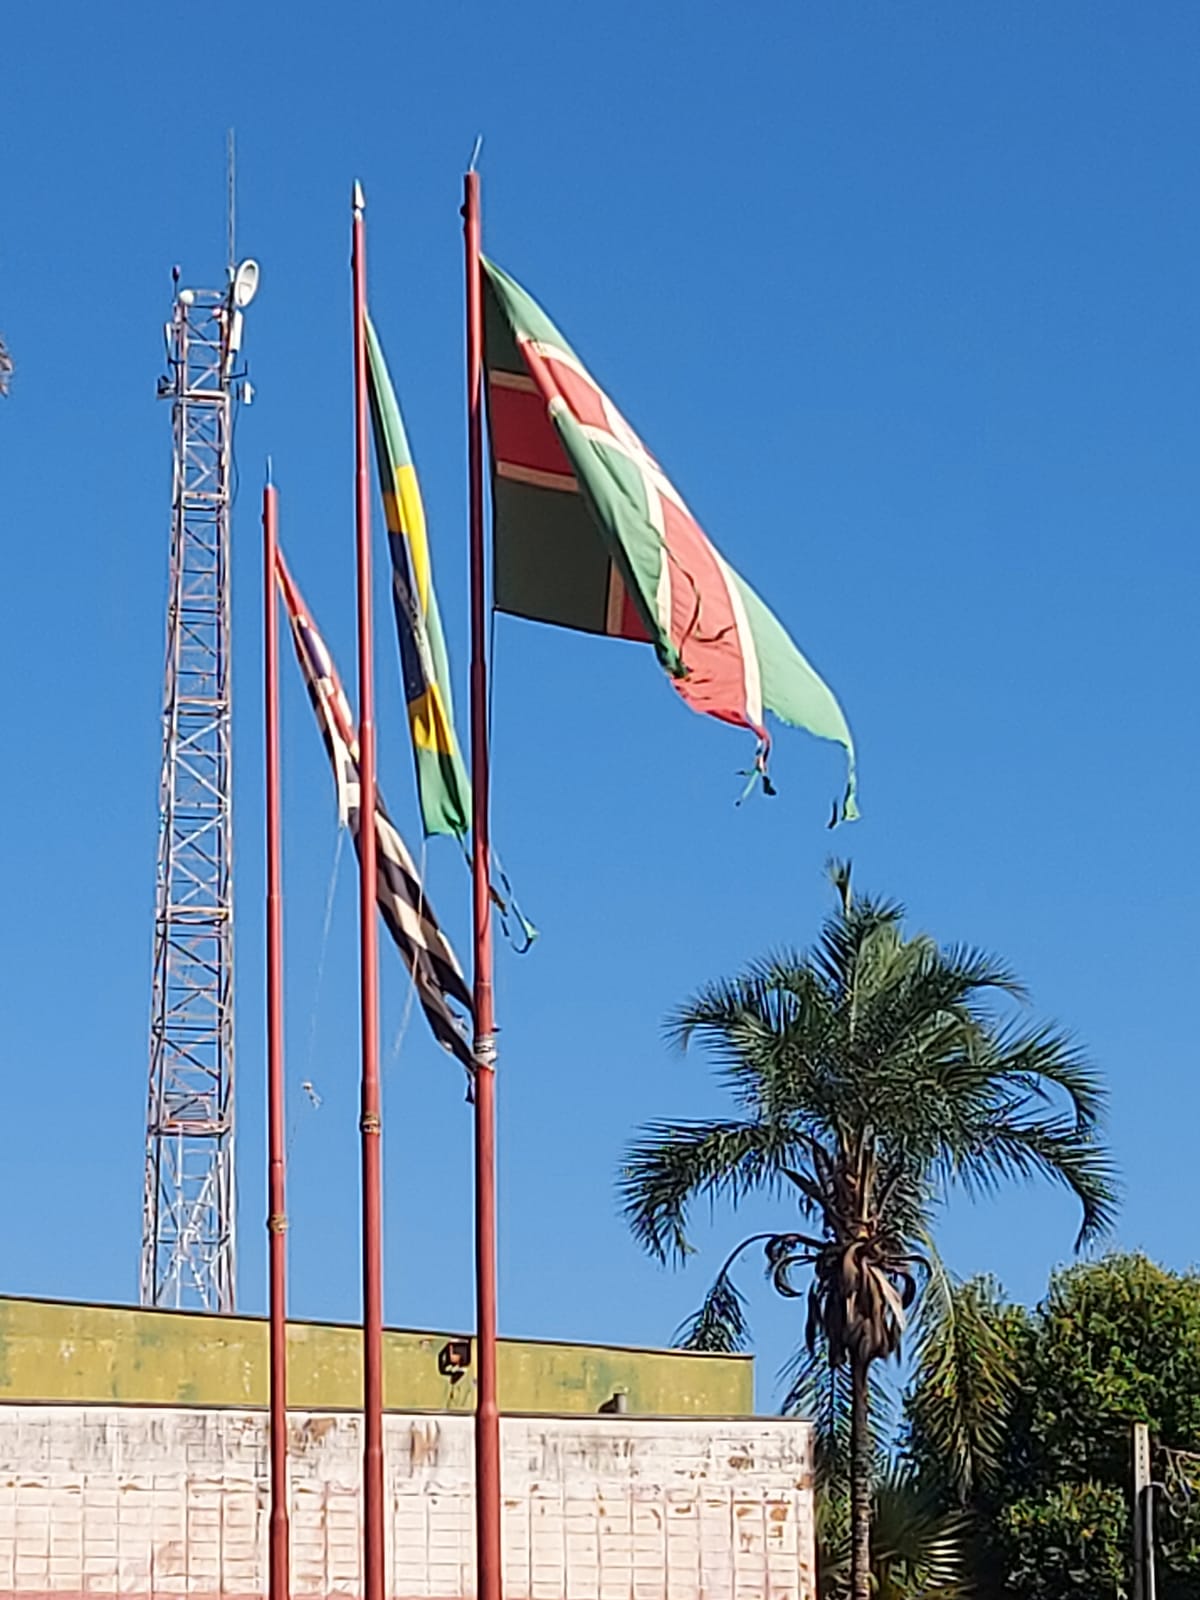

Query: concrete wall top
[[0, 1297, 753, 1416]]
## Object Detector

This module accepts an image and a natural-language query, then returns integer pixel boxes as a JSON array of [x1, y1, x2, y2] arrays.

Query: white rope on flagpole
[[288, 826, 346, 1157]]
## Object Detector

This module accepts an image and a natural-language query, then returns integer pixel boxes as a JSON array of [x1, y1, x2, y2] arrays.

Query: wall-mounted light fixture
[[438, 1339, 472, 1383]]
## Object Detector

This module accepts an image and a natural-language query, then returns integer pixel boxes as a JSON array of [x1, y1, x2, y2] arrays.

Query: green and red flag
[[482, 258, 858, 819], [365, 313, 472, 839]]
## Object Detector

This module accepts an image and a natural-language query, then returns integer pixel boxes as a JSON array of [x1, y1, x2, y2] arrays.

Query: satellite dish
[[232, 259, 260, 308]]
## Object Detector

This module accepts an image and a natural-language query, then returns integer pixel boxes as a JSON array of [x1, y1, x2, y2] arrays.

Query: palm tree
[[619, 864, 1115, 1600]]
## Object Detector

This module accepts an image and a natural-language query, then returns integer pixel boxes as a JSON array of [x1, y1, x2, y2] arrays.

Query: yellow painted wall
[[0, 1298, 752, 1417]]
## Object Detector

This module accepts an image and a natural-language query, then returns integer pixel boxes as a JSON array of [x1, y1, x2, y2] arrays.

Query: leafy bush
[[994, 1482, 1127, 1597]]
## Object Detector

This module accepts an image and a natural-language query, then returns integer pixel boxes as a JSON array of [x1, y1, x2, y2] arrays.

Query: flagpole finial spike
[[265, 454, 274, 487], [468, 135, 483, 173], [353, 180, 366, 214]]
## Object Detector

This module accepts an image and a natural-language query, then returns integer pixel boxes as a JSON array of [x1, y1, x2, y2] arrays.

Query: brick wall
[[0, 1407, 815, 1600]]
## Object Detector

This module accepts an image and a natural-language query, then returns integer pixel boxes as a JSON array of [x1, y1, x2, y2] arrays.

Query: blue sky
[[2, 2, 1197, 1410]]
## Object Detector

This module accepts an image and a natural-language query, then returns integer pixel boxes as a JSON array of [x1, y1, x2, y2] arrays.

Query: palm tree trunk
[[849, 1355, 872, 1600]]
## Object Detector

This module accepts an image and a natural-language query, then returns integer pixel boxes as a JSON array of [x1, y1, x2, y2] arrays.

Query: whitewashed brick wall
[[0, 1407, 815, 1600]]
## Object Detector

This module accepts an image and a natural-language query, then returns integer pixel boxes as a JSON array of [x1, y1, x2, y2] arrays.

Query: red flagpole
[[263, 478, 291, 1600], [463, 167, 503, 1600], [352, 180, 387, 1600]]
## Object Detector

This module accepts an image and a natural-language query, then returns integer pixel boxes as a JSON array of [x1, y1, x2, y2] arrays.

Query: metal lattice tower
[[140, 267, 255, 1311]]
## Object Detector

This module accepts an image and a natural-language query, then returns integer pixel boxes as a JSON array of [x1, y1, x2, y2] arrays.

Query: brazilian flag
[[365, 315, 471, 839]]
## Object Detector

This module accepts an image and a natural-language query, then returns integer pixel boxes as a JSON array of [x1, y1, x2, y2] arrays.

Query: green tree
[[994, 1482, 1128, 1598], [906, 1255, 1200, 1597], [619, 866, 1115, 1600]]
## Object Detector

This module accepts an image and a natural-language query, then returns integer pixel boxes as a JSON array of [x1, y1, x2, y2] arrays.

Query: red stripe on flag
[[659, 496, 754, 732], [616, 583, 648, 641], [535, 353, 610, 432], [488, 379, 578, 482]]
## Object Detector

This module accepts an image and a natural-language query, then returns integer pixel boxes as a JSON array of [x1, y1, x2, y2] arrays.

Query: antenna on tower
[[227, 129, 236, 282]]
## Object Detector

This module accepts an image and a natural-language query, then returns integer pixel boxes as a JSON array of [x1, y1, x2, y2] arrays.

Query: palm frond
[[674, 1264, 751, 1352], [906, 1258, 1020, 1503], [826, 857, 853, 915], [851, 946, 1021, 1080], [937, 941, 1028, 1002], [779, 1342, 856, 1490], [986, 1019, 1107, 1130], [665, 961, 842, 1125], [764, 1232, 820, 1297], [949, 1117, 1119, 1248], [818, 1464, 972, 1599], [671, 1231, 800, 1352], [619, 1117, 799, 1264], [782, 1164, 831, 1220], [664, 968, 795, 1056], [869, 1467, 974, 1597], [811, 893, 906, 1002]]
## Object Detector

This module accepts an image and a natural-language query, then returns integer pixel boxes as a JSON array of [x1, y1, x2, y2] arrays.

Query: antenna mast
[[227, 129, 236, 279], [140, 225, 258, 1311]]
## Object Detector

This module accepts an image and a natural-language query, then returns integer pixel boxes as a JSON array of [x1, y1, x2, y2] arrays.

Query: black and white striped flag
[[277, 550, 474, 1076]]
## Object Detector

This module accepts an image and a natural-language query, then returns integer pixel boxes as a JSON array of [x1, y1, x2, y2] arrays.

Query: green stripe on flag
[[366, 315, 472, 839]]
